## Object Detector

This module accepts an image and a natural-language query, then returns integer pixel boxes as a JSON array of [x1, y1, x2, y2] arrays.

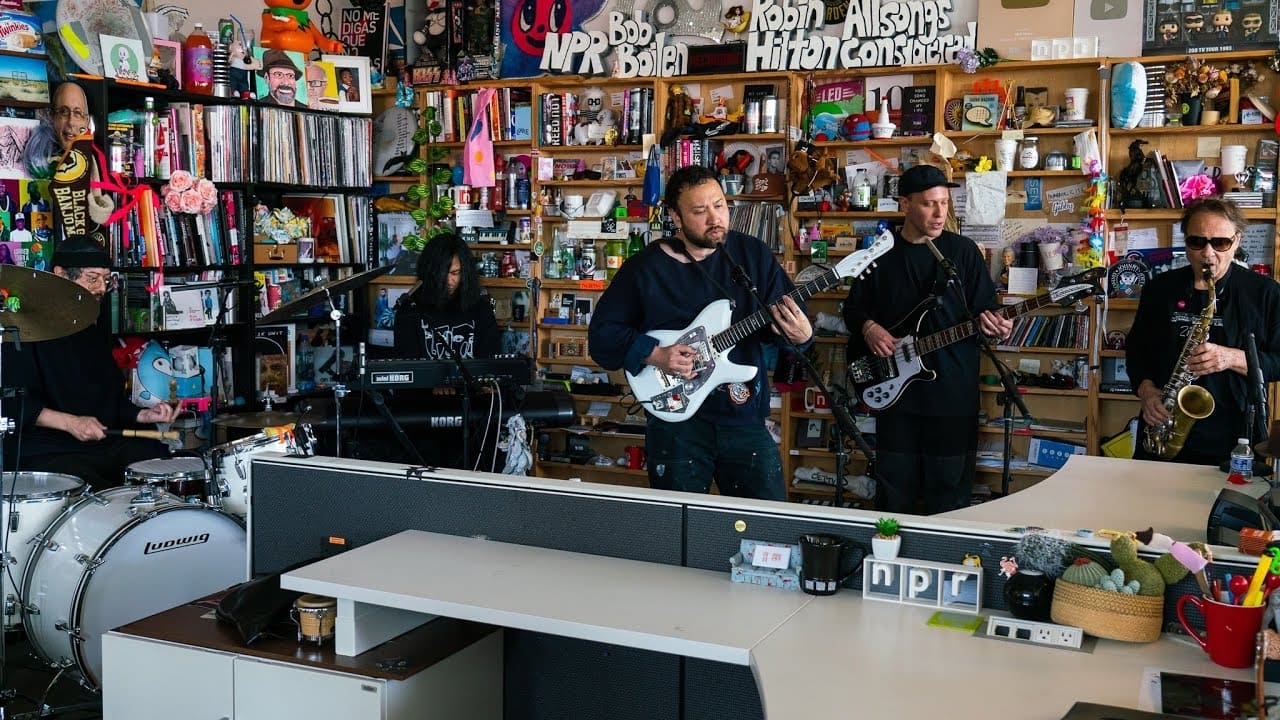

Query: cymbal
[[258, 265, 395, 324], [0, 265, 100, 343], [212, 410, 301, 428]]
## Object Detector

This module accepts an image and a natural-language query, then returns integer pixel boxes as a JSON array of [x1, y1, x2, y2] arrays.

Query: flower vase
[[1182, 96, 1203, 126]]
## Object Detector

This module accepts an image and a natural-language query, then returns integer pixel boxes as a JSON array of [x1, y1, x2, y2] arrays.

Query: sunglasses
[[1185, 235, 1236, 251]]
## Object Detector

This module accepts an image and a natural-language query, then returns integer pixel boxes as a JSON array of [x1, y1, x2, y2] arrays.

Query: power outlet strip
[[985, 617, 1085, 650]]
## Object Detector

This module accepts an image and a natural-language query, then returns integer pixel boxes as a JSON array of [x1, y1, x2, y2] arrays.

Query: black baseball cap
[[52, 233, 110, 269], [898, 165, 959, 197]]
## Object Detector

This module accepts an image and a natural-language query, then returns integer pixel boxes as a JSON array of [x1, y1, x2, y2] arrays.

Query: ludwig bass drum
[[1, 472, 85, 629], [22, 487, 246, 689]]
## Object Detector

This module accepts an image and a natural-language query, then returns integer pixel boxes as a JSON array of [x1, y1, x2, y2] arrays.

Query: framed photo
[[152, 39, 181, 89], [323, 54, 372, 115], [99, 34, 145, 82], [254, 47, 308, 107], [304, 59, 340, 111], [0, 53, 49, 105], [0, 118, 39, 179]]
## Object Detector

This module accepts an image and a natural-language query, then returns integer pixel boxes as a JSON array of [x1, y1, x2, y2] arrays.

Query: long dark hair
[[413, 232, 481, 311]]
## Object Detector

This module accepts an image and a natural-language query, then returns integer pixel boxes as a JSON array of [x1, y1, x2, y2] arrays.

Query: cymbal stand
[[0, 324, 18, 713], [323, 287, 348, 458]]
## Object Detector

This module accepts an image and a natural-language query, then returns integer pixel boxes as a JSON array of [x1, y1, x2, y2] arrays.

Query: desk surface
[[945, 455, 1271, 542], [284, 529, 1253, 719], [281, 529, 811, 666]]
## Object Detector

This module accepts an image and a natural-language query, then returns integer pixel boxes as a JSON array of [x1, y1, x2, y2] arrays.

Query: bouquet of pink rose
[[161, 171, 217, 215]]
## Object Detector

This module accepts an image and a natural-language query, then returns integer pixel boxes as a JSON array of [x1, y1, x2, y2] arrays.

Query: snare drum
[[1, 472, 84, 629], [124, 457, 210, 502], [210, 425, 309, 518], [291, 594, 337, 644], [23, 486, 246, 689]]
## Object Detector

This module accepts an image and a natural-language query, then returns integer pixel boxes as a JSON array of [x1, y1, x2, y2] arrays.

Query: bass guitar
[[628, 231, 894, 423], [847, 266, 1104, 410]]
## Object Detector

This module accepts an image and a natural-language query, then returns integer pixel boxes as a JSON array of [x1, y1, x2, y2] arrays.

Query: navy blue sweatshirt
[[589, 230, 804, 425]]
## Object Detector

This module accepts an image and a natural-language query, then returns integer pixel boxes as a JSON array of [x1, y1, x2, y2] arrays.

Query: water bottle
[[1229, 438, 1254, 483], [852, 169, 871, 211]]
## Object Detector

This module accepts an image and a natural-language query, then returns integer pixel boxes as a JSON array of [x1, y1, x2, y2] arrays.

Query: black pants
[[16, 438, 169, 490], [873, 413, 977, 515]]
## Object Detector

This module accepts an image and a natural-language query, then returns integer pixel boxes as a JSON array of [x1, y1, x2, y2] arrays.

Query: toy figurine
[[722, 5, 749, 35], [413, 0, 449, 64], [260, 0, 343, 55], [228, 40, 261, 99]]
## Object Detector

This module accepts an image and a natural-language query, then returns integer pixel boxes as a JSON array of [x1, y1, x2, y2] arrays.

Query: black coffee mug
[[800, 533, 867, 596]]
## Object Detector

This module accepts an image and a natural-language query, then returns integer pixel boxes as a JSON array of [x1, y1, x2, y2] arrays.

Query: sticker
[[734, 520, 747, 532], [727, 382, 751, 405], [1023, 177, 1042, 211]]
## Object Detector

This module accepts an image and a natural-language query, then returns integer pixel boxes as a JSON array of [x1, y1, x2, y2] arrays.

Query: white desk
[[946, 455, 1270, 542], [284, 529, 1253, 719]]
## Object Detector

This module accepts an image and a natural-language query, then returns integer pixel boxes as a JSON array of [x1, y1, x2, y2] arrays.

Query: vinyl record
[[56, 0, 152, 77], [944, 99, 963, 131]]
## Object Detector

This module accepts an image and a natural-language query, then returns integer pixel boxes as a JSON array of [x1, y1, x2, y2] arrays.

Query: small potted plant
[[872, 517, 901, 560]]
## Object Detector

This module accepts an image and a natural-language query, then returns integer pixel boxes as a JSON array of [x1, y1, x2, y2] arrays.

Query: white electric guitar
[[627, 231, 893, 423]]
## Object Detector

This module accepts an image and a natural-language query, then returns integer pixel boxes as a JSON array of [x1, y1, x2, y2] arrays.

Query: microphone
[[923, 237, 960, 284], [717, 240, 756, 292], [1248, 332, 1265, 389]]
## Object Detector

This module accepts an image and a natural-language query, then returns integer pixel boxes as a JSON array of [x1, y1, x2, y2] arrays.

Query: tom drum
[[211, 425, 308, 518], [22, 487, 246, 689], [124, 457, 210, 502], [1, 472, 84, 629]]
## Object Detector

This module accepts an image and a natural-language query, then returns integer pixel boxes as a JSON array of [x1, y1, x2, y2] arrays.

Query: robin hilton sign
[[541, 0, 974, 77]]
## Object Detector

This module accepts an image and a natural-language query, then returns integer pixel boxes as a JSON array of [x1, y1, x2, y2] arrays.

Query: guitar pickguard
[[649, 327, 715, 415]]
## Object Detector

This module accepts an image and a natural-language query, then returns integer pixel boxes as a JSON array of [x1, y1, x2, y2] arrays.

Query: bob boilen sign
[[540, 0, 975, 77]]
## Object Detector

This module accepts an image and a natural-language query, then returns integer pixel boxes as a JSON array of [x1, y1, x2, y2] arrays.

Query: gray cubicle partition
[[248, 457, 1258, 720]]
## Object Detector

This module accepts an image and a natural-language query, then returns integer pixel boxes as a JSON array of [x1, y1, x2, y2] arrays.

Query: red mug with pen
[[1176, 594, 1265, 668]]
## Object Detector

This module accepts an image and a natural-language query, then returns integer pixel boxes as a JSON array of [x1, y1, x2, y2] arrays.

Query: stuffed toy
[[260, 0, 343, 55], [660, 86, 696, 147], [228, 40, 262, 99], [786, 142, 838, 195]]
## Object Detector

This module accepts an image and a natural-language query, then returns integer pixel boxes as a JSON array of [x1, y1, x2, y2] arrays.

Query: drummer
[[1, 234, 177, 488]]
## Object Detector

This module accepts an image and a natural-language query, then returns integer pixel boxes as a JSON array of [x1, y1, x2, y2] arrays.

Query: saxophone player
[[1127, 198, 1280, 465]]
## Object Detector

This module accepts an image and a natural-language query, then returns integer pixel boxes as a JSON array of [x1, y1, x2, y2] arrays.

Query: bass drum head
[[23, 487, 246, 689]]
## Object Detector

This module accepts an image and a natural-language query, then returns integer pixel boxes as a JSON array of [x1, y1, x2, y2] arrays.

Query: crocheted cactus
[[1111, 535, 1164, 597], [1062, 558, 1107, 587], [1097, 567, 1140, 594]]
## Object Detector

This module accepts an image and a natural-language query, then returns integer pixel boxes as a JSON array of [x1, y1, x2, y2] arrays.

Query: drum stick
[[108, 429, 181, 440]]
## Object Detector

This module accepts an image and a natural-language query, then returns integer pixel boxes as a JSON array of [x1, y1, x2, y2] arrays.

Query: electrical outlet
[[984, 617, 1085, 651]]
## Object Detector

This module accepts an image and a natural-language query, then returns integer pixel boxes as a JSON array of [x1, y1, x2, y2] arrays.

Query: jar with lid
[[1019, 137, 1041, 170], [1044, 150, 1068, 171]]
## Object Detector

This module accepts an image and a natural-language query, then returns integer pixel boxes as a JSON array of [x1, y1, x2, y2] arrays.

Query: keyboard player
[[378, 233, 503, 468], [393, 233, 502, 369]]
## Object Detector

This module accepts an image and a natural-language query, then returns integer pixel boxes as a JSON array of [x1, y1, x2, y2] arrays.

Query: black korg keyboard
[[365, 355, 534, 389]]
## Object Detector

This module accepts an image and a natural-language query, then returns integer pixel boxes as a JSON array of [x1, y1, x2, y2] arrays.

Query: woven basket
[[1049, 580, 1164, 642]]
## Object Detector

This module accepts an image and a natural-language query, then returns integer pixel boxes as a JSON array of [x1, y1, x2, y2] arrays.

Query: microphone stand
[[323, 287, 349, 457], [926, 239, 1030, 499], [722, 253, 876, 507], [1245, 332, 1273, 482]]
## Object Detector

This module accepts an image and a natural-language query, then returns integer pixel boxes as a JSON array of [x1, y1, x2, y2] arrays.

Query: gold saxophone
[[1142, 267, 1217, 459]]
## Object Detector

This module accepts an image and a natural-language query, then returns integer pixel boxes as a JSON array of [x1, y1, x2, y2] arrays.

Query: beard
[[679, 225, 725, 250], [272, 86, 296, 104]]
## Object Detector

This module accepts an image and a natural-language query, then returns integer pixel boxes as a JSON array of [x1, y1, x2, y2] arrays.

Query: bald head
[[51, 82, 89, 151]]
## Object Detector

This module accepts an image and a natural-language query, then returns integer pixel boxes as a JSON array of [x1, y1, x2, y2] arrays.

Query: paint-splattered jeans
[[645, 416, 785, 501]]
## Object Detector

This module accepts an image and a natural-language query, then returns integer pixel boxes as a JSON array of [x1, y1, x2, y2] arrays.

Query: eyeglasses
[[306, 79, 327, 88], [51, 106, 89, 122], [78, 271, 119, 291], [266, 70, 297, 81], [1185, 235, 1237, 251]]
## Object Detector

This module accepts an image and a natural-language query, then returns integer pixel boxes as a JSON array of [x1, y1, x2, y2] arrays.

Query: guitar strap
[[676, 240, 743, 312]]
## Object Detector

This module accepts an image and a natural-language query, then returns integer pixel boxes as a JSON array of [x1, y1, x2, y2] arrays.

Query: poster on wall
[[1142, 0, 1280, 55]]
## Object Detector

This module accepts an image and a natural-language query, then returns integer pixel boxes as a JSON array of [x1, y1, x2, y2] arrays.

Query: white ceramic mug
[[1221, 145, 1248, 176]]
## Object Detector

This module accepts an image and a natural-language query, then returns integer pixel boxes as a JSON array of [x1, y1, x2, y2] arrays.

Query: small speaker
[[1206, 487, 1280, 546]]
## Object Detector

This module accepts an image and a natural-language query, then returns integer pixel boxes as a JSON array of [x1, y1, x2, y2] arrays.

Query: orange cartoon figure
[[260, 0, 343, 55]]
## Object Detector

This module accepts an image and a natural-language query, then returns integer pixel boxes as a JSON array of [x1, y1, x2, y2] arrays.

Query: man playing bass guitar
[[844, 165, 1013, 514]]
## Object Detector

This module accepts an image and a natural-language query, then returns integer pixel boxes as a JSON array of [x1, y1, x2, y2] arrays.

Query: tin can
[[744, 101, 761, 134], [1075, 356, 1089, 390], [515, 178, 531, 210], [518, 217, 532, 245], [761, 96, 778, 133]]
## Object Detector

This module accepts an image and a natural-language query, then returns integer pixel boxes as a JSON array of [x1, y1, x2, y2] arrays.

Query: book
[[901, 86, 934, 135], [254, 324, 297, 398]]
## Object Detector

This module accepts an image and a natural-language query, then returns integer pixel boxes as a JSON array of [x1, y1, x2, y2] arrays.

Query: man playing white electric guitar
[[589, 166, 813, 501]]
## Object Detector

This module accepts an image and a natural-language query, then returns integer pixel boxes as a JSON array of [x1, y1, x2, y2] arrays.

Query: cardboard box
[[253, 243, 299, 264], [1028, 437, 1085, 469]]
